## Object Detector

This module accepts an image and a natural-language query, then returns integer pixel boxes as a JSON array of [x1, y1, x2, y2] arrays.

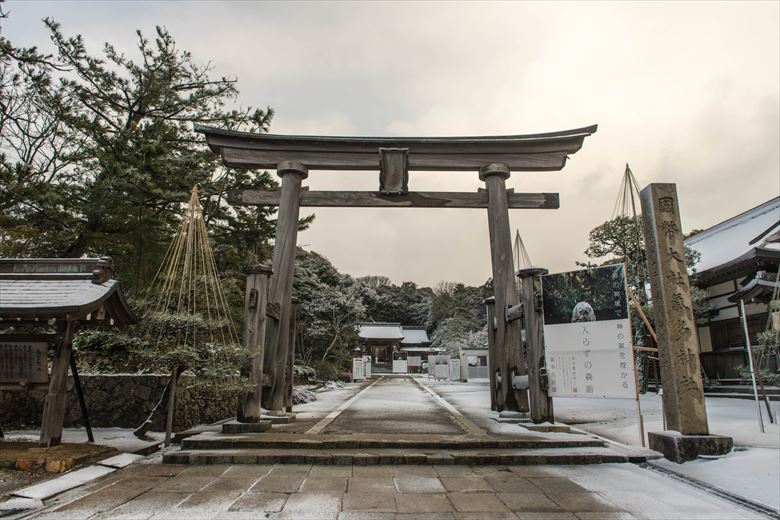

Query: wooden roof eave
[[693, 247, 780, 287], [195, 123, 598, 146], [0, 283, 138, 325], [727, 278, 780, 303], [102, 285, 138, 325]]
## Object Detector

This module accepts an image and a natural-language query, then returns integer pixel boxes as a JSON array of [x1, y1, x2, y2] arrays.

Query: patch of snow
[[0, 497, 44, 511], [12, 465, 115, 500], [428, 379, 780, 512], [98, 453, 145, 469], [292, 386, 317, 404], [315, 380, 345, 392], [653, 448, 780, 510]]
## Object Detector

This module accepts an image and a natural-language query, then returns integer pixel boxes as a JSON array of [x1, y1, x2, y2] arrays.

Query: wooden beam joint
[[506, 303, 524, 322]]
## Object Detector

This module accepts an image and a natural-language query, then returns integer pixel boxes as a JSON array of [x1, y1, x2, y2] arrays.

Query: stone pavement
[[167, 375, 655, 466], [14, 460, 763, 520], [324, 376, 467, 435]]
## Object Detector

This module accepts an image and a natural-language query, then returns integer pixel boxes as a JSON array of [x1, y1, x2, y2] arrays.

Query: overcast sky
[[4, 1, 779, 287]]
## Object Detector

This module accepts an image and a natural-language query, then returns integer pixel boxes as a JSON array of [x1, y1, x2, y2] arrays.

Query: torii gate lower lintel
[[197, 124, 597, 416]]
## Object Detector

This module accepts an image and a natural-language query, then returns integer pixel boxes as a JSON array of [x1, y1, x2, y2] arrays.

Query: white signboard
[[542, 264, 635, 398], [407, 355, 422, 367], [449, 358, 461, 381], [362, 355, 372, 379], [352, 358, 365, 381], [393, 359, 408, 373]]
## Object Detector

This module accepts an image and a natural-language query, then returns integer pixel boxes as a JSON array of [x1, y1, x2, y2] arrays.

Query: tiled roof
[[401, 327, 430, 344], [0, 258, 136, 324]]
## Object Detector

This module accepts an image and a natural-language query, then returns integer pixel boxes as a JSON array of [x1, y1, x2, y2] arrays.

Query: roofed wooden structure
[[0, 258, 136, 447], [0, 258, 136, 324]]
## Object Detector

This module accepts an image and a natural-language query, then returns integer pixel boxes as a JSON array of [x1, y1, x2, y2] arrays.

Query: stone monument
[[640, 183, 733, 462]]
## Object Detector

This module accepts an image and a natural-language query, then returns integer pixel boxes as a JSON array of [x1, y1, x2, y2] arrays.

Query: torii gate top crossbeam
[[195, 124, 597, 172]]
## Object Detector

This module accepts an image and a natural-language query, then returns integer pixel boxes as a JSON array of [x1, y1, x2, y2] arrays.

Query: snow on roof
[[357, 323, 404, 340], [685, 197, 780, 274], [401, 327, 430, 344], [0, 258, 136, 324]]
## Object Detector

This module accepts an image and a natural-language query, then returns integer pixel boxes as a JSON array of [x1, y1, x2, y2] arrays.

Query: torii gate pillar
[[480, 163, 529, 414], [262, 161, 308, 414]]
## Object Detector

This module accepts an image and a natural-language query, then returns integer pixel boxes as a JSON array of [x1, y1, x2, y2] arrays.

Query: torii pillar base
[[648, 432, 733, 464]]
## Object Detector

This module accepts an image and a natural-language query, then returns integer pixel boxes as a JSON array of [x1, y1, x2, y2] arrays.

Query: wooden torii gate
[[197, 124, 597, 417]]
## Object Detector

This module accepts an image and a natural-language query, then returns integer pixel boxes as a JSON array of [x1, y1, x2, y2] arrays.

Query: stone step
[[221, 420, 272, 434], [164, 446, 657, 465], [705, 385, 780, 395], [180, 432, 605, 451], [704, 392, 780, 401]]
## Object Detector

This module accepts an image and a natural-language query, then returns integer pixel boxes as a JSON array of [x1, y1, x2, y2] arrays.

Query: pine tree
[[0, 16, 279, 295]]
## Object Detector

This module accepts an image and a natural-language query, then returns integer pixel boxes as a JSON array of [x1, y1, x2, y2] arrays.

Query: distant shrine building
[[356, 323, 489, 377], [356, 323, 432, 373], [686, 196, 780, 381]]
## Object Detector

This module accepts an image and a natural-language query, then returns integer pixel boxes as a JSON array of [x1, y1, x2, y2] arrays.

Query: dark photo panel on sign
[[542, 264, 628, 325]]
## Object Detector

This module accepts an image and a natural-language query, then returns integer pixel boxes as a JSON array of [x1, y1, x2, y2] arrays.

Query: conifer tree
[[1, 16, 279, 295]]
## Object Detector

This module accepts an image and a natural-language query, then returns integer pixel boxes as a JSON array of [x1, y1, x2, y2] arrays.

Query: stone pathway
[[324, 376, 469, 435], [15, 461, 763, 520], [4, 378, 766, 519]]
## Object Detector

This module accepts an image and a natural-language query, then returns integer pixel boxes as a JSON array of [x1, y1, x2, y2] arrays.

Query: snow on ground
[[544, 463, 767, 520], [653, 448, 780, 510], [553, 392, 780, 449], [425, 378, 780, 510], [275, 381, 366, 431]]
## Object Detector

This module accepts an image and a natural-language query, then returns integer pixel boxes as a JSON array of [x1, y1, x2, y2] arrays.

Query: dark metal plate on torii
[[0, 341, 49, 385]]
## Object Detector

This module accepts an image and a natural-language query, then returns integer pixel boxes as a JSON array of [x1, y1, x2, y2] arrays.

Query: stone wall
[[0, 374, 238, 431]]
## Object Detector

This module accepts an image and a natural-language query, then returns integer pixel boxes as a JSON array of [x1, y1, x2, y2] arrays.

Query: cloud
[[4, 0, 778, 286]]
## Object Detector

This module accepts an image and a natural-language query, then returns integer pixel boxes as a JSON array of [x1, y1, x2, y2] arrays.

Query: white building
[[685, 197, 780, 380]]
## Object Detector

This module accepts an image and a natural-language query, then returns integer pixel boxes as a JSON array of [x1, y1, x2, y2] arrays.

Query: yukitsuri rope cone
[[612, 163, 643, 220], [513, 229, 533, 271], [134, 186, 242, 444]]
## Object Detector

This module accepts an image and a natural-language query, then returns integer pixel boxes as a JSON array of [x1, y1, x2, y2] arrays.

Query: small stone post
[[517, 267, 554, 423], [640, 183, 733, 462], [238, 264, 272, 423], [480, 163, 529, 414]]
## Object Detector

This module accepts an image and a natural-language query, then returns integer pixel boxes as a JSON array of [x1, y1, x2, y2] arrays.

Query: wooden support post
[[517, 267, 554, 423], [69, 354, 94, 442], [285, 302, 298, 412], [484, 297, 499, 411], [480, 163, 528, 413], [40, 320, 75, 447], [238, 264, 272, 423], [262, 161, 308, 414]]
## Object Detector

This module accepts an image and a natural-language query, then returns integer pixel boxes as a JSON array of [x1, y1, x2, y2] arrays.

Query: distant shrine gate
[[197, 124, 597, 422]]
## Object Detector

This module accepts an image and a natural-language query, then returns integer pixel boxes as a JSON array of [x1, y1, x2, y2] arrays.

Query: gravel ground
[[0, 467, 47, 496]]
